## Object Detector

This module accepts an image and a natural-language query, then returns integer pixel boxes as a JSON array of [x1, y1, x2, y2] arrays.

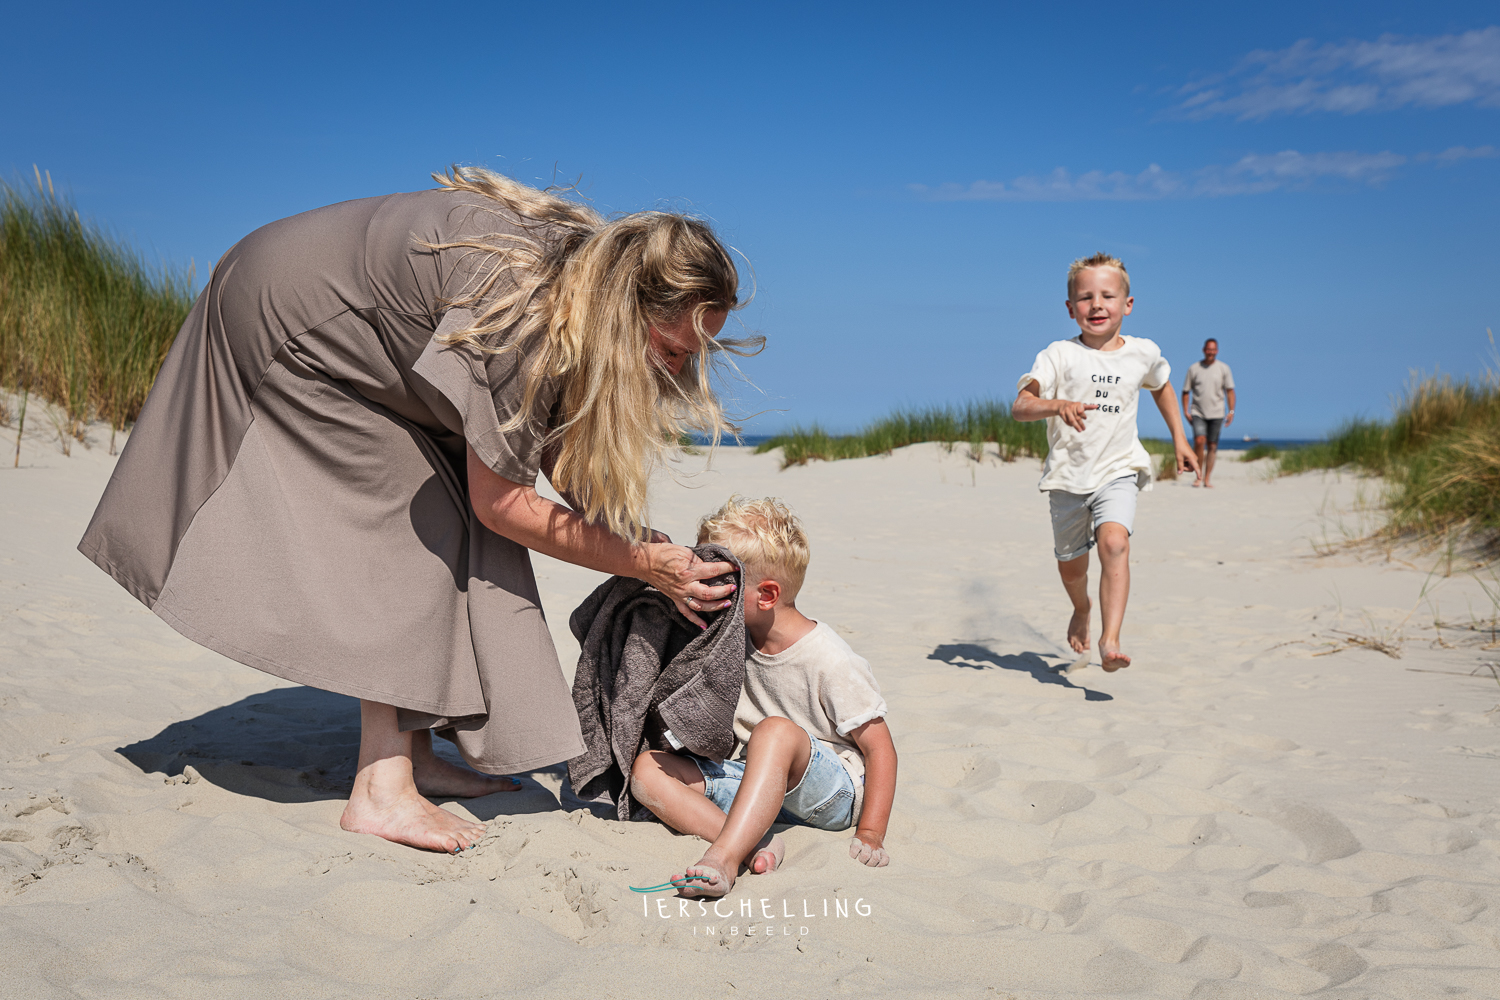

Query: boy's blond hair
[[1067, 252, 1130, 298], [697, 496, 810, 601]]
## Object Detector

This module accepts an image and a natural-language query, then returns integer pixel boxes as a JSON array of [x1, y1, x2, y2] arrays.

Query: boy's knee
[[1095, 523, 1129, 557], [631, 749, 667, 781], [1057, 554, 1088, 580], [749, 716, 802, 743]]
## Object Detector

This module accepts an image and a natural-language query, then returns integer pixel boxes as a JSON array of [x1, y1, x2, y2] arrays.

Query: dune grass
[[1240, 442, 1281, 462], [1, 171, 195, 450], [1278, 368, 1500, 542], [755, 400, 1048, 468]]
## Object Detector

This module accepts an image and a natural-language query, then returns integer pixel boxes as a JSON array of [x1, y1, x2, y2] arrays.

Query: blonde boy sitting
[[630, 497, 897, 897]]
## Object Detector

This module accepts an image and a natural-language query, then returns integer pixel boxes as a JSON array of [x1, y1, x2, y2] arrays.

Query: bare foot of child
[[750, 834, 785, 875], [1067, 602, 1091, 654], [674, 855, 734, 898], [1100, 640, 1132, 672]]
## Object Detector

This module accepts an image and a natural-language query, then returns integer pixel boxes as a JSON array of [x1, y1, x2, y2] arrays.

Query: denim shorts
[[683, 727, 857, 832], [1190, 415, 1224, 447], [1048, 474, 1138, 562]]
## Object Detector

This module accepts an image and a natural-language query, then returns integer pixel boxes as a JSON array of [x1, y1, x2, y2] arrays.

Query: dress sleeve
[[1017, 345, 1058, 397], [409, 308, 561, 486]]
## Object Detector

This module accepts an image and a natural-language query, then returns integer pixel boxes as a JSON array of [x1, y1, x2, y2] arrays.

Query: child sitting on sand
[[630, 496, 897, 897], [1014, 253, 1198, 672]]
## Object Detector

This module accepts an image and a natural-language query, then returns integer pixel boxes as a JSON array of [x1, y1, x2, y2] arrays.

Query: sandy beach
[[3, 423, 1499, 999]]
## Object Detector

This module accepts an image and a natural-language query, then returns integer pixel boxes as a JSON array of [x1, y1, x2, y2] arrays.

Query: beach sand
[[3, 423, 1499, 999]]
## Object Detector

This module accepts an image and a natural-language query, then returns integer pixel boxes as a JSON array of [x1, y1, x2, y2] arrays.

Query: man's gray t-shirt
[[1185, 360, 1235, 419]]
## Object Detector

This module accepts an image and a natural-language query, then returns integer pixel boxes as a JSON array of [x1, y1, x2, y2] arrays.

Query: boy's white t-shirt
[[1017, 335, 1172, 494], [733, 621, 887, 820]]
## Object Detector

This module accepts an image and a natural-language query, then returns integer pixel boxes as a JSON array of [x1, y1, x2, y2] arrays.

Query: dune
[[3, 418, 1498, 999]]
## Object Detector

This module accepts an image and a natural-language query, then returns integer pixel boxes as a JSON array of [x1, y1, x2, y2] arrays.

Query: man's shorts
[[683, 726, 857, 831], [1048, 474, 1139, 562], [1190, 416, 1224, 448]]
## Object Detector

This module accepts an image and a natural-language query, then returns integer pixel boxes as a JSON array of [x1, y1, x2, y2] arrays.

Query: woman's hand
[[638, 543, 736, 629], [466, 447, 733, 627]]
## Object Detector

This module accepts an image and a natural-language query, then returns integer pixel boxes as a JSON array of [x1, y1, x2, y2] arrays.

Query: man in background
[[1181, 339, 1236, 488]]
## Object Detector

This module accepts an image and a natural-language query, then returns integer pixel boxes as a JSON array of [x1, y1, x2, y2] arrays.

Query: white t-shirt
[[1184, 360, 1235, 419], [1017, 335, 1172, 494], [733, 621, 888, 820]]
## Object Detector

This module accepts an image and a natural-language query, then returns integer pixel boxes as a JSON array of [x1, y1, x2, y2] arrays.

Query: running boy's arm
[[848, 718, 896, 867], [1014, 380, 1096, 432], [1151, 380, 1201, 476]]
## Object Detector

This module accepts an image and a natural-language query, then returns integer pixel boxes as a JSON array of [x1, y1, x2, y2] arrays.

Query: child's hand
[[1175, 440, 1200, 476], [849, 829, 890, 867], [1056, 400, 1098, 432]]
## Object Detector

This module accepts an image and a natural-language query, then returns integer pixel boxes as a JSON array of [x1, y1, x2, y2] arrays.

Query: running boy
[[1014, 253, 1198, 672], [630, 497, 896, 897]]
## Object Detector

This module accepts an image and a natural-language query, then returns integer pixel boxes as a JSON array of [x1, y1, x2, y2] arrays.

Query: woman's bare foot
[[1067, 602, 1091, 654], [750, 833, 785, 875], [674, 858, 733, 898], [410, 732, 520, 798], [341, 753, 486, 854], [1100, 639, 1132, 672]]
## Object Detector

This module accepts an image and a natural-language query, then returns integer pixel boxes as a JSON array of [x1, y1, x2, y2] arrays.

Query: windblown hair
[[1067, 252, 1130, 298], [427, 166, 761, 541], [696, 496, 810, 601]]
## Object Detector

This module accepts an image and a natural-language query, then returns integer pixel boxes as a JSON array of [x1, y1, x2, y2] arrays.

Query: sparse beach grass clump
[[1, 171, 195, 449], [1278, 369, 1500, 544], [755, 400, 1048, 468], [1240, 442, 1281, 462]]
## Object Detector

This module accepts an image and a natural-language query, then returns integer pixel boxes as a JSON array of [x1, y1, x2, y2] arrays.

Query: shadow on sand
[[116, 685, 576, 819], [927, 642, 1113, 701]]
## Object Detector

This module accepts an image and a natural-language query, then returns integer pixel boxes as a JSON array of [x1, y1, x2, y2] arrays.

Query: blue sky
[[3, 1, 1497, 438]]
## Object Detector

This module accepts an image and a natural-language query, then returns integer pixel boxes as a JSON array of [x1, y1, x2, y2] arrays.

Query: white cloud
[[1416, 144, 1500, 163], [911, 150, 1409, 202], [1174, 27, 1500, 120]]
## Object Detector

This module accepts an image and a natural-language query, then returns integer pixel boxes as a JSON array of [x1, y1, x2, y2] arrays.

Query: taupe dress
[[78, 189, 587, 774]]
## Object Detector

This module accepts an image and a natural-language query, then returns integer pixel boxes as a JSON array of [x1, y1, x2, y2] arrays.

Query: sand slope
[[3, 425, 1499, 999]]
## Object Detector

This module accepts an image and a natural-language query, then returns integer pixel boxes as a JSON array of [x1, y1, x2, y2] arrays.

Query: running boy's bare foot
[[341, 755, 486, 854], [411, 732, 520, 798], [1067, 602, 1091, 654], [750, 833, 785, 875], [1100, 640, 1131, 672]]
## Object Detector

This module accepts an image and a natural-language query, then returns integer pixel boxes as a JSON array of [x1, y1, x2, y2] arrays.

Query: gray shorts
[[1191, 415, 1224, 447], [1048, 475, 1139, 562]]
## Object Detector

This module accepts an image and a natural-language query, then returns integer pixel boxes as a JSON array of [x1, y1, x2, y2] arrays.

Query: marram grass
[[1277, 368, 1500, 543], [1, 171, 195, 443], [755, 400, 1048, 468]]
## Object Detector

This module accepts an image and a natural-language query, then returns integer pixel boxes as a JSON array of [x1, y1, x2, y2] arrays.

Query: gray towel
[[567, 544, 748, 819]]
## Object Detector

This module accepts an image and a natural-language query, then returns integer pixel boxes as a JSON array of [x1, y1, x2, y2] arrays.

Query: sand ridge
[[2, 426, 1499, 998]]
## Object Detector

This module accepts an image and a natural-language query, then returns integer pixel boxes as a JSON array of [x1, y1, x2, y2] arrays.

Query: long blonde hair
[[427, 166, 760, 541]]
